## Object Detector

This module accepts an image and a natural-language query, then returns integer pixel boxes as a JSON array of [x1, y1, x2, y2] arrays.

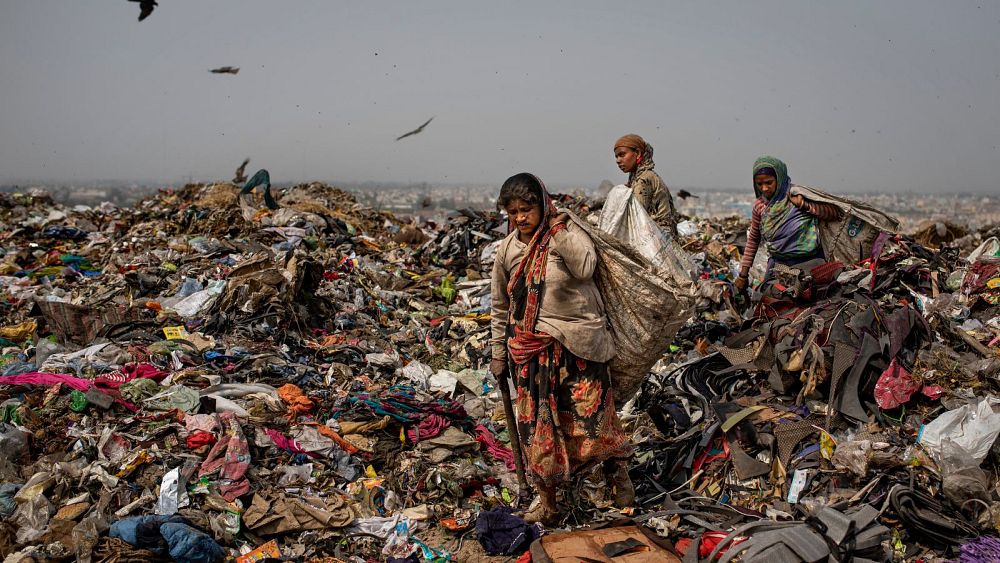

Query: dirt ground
[[418, 527, 522, 562]]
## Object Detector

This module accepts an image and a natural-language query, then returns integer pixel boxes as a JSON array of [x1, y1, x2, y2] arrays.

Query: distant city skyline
[[7, 179, 1000, 233], [4, 176, 1000, 197]]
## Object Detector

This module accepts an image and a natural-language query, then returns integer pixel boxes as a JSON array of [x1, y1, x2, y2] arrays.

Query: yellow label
[[163, 326, 189, 340], [819, 430, 835, 460]]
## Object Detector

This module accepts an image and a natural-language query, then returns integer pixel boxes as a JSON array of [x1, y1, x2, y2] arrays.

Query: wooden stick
[[497, 368, 530, 498]]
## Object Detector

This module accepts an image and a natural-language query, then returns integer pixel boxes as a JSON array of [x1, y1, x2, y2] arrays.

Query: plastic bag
[[567, 210, 694, 397], [831, 440, 871, 477], [968, 237, 1000, 263], [175, 277, 204, 298], [155, 467, 188, 515], [938, 439, 990, 506], [171, 279, 226, 318], [14, 492, 53, 543], [919, 396, 1000, 466], [0, 422, 28, 458], [596, 185, 694, 286]]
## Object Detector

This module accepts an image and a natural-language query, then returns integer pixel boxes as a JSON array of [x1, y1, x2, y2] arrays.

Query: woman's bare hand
[[490, 358, 508, 377]]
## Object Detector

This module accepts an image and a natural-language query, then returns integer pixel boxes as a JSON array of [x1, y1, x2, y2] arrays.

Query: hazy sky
[[1, 1, 999, 192]]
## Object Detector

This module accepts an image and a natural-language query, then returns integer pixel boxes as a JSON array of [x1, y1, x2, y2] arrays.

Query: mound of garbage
[[2, 182, 1000, 562]]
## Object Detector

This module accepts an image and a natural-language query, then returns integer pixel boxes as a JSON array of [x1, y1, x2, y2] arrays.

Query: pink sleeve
[[802, 200, 842, 221], [739, 201, 763, 280]]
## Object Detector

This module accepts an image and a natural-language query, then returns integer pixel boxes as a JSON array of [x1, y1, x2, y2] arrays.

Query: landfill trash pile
[[2, 183, 1000, 562]]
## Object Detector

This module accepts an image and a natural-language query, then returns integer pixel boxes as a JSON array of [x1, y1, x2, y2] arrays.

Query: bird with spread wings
[[395, 117, 434, 141]]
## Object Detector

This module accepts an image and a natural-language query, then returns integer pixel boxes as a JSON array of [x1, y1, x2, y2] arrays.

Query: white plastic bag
[[919, 396, 1000, 466], [597, 185, 694, 285], [967, 237, 1000, 264]]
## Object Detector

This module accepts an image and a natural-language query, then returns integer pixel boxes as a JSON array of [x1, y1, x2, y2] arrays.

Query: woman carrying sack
[[489, 173, 634, 525], [613, 133, 679, 237]]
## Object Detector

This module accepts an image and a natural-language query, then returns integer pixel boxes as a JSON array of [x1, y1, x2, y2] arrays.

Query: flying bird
[[210, 66, 240, 75], [677, 189, 698, 200], [233, 158, 250, 184], [395, 117, 434, 141], [128, 0, 157, 22]]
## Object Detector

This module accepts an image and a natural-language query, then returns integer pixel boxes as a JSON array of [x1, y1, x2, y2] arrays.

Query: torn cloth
[[474, 423, 516, 470], [0, 372, 137, 411], [476, 507, 539, 556]]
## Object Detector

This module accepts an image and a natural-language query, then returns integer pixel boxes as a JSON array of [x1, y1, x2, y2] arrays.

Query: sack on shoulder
[[566, 210, 694, 398], [789, 184, 900, 266]]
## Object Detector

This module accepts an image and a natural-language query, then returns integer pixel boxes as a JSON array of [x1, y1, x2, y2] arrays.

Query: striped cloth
[[739, 195, 841, 280]]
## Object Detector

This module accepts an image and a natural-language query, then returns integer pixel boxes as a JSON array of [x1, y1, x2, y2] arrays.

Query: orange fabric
[[305, 422, 360, 454], [277, 384, 314, 418]]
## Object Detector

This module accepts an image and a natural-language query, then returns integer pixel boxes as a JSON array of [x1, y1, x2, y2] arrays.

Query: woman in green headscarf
[[735, 156, 841, 295]]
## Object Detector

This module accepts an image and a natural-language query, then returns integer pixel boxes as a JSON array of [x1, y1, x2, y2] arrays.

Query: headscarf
[[615, 134, 656, 187], [614, 134, 648, 154], [753, 156, 819, 261], [503, 174, 565, 365]]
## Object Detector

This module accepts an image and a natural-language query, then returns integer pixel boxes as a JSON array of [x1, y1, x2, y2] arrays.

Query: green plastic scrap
[[434, 276, 457, 304], [120, 378, 162, 403], [1, 404, 22, 424], [890, 529, 905, 559], [188, 477, 212, 495], [69, 390, 89, 412]]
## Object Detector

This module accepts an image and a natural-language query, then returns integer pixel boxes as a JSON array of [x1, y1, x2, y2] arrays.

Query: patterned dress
[[491, 177, 632, 486], [512, 340, 631, 485]]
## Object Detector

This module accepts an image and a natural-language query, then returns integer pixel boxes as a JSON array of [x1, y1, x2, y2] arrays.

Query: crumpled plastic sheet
[[144, 385, 201, 413], [919, 396, 1000, 467], [14, 492, 54, 544], [874, 359, 921, 409]]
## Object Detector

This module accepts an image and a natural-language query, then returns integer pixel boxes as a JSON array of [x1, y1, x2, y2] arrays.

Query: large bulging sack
[[597, 185, 694, 286], [566, 210, 694, 398], [789, 184, 900, 266]]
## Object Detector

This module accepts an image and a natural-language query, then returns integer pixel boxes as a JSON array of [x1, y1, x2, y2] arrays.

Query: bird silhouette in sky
[[395, 117, 434, 141], [677, 189, 698, 200], [210, 67, 240, 75], [128, 0, 157, 22], [233, 158, 250, 184]]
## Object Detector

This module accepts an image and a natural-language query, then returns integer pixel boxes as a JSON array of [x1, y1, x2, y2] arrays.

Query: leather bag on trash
[[566, 209, 693, 398], [789, 184, 900, 266], [529, 523, 681, 563]]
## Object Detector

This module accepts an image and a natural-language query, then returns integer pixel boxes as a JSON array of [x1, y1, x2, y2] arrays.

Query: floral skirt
[[510, 339, 632, 486]]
